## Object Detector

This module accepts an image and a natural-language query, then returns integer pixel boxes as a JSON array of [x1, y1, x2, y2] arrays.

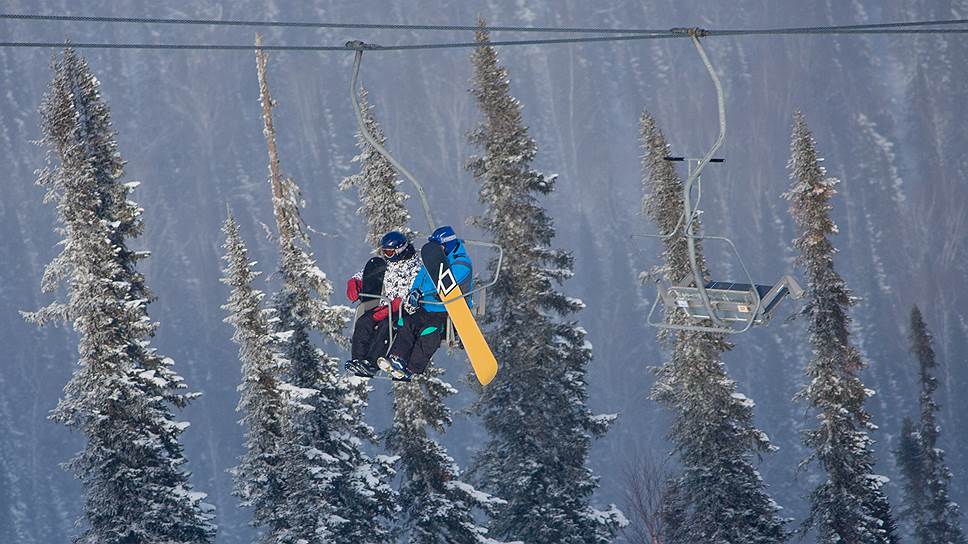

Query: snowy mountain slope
[[1, 1, 965, 542]]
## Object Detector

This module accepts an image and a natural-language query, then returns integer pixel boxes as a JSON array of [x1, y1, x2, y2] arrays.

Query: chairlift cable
[[1, 12, 966, 34], [1, 18, 968, 52], [0, 13, 672, 34], [0, 34, 676, 52]]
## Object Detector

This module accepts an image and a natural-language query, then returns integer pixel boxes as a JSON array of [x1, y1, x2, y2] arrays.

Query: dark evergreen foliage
[[221, 212, 293, 542], [640, 111, 788, 544], [388, 369, 506, 544], [26, 48, 215, 543], [467, 21, 624, 544], [785, 111, 896, 544], [340, 80, 501, 543], [896, 416, 928, 543], [339, 86, 413, 248], [256, 45, 397, 542], [908, 306, 965, 544]]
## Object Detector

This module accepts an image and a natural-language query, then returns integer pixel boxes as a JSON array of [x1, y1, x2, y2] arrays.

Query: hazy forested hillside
[[1, 1, 966, 542]]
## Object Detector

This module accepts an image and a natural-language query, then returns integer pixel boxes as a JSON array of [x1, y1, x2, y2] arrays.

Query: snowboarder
[[345, 231, 422, 378], [378, 225, 472, 381]]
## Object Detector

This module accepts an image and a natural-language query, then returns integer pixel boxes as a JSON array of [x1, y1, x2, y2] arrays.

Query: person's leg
[[387, 311, 420, 362], [365, 318, 391, 362], [351, 310, 377, 361], [405, 312, 447, 374]]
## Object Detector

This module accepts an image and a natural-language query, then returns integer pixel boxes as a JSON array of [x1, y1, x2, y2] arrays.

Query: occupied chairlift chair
[[352, 254, 496, 352], [348, 42, 503, 351], [645, 31, 803, 334]]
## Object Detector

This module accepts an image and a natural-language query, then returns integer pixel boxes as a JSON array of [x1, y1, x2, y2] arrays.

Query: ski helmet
[[380, 231, 409, 261], [429, 225, 459, 253]]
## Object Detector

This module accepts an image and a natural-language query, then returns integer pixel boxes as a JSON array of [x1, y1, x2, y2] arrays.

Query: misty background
[[1, 1, 965, 542]]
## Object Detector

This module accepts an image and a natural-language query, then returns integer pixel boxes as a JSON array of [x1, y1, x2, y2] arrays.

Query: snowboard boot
[[345, 359, 377, 378], [377, 355, 412, 382]]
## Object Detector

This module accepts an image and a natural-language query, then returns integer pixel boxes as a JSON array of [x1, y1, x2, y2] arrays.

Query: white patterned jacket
[[352, 247, 422, 302]]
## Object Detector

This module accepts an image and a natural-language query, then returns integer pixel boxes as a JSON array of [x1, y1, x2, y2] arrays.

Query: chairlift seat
[[660, 275, 803, 326]]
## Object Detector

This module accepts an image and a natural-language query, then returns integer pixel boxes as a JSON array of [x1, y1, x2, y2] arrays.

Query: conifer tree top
[[467, 21, 624, 543], [785, 110, 897, 544], [27, 47, 216, 543]]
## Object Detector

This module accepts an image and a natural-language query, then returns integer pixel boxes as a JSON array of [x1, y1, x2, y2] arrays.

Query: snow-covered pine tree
[[340, 86, 502, 543], [467, 21, 624, 544], [338, 85, 412, 247], [220, 211, 292, 542], [255, 41, 397, 543], [639, 110, 788, 544], [25, 48, 215, 544], [387, 375, 507, 544], [895, 416, 928, 543], [908, 306, 965, 544], [784, 110, 897, 544], [0, 413, 18, 540]]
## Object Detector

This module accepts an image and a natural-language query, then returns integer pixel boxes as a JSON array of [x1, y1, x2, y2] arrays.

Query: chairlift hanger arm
[[350, 45, 437, 231], [348, 42, 504, 302], [681, 34, 729, 327]]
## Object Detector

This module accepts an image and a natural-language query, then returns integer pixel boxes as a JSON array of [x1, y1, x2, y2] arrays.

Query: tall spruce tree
[[387, 376, 508, 544], [467, 22, 624, 544], [25, 48, 215, 543], [896, 416, 928, 543], [908, 306, 965, 544], [221, 211, 292, 542], [255, 42, 397, 543], [784, 111, 897, 544], [639, 111, 788, 544], [341, 87, 503, 543]]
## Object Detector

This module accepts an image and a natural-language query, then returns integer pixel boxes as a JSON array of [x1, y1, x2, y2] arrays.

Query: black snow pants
[[351, 308, 392, 362], [388, 310, 447, 374]]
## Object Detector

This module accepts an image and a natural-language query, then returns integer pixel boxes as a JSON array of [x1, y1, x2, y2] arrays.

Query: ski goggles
[[382, 246, 403, 258]]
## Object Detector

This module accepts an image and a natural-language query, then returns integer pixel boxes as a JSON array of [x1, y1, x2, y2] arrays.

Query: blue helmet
[[429, 225, 459, 253], [380, 231, 410, 261]]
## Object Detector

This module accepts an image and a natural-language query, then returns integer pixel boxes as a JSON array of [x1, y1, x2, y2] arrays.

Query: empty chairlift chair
[[657, 274, 803, 327], [643, 30, 803, 334]]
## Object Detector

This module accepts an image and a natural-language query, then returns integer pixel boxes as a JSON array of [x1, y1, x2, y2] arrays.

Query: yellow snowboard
[[422, 241, 497, 386], [439, 284, 497, 386]]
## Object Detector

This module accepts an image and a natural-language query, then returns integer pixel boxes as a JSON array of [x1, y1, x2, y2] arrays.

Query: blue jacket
[[412, 240, 473, 312]]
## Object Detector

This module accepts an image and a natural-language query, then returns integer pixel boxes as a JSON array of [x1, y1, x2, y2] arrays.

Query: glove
[[404, 289, 421, 315], [346, 277, 362, 302], [373, 298, 402, 322]]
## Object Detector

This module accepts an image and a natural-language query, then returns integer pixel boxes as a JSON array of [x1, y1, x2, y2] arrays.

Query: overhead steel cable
[[1, 12, 966, 35], [708, 18, 968, 33], [0, 13, 670, 34], [705, 27, 968, 36], [0, 41, 350, 51], [0, 20, 967, 52], [0, 33, 678, 52]]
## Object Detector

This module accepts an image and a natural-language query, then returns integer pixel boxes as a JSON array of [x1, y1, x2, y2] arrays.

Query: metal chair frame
[[642, 34, 801, 334]]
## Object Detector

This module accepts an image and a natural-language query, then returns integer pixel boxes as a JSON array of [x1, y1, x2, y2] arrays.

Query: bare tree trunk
[[621, 452, 671, 544], [255, 33, 292, 246]]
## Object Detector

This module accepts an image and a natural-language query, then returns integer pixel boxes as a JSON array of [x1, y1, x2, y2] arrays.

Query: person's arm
[[449, 259, 472, 285], [345, 264, 367, 302], [411, 265, 430, 295]]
